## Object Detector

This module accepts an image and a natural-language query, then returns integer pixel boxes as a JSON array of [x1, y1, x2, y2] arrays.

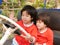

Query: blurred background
[[0, 0, 60, 17]]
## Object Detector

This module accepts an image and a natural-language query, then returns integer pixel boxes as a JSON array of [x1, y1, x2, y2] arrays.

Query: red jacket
[[15, 20, 38, 45], [36, 28, 53, 45]]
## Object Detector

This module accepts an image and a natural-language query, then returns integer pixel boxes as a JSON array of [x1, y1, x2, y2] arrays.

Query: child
[[9, 10, 17, 22], [12, 5, 38, 45], [35, 13, 53, 45]]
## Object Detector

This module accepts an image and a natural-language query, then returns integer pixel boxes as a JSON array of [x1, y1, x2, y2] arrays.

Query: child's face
[[36, 20, 46, 30], [9, 11, 15, 19], [22, 11, 32, 24]]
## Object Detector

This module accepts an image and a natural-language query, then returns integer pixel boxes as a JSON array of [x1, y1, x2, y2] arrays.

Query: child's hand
[[21, 34, 35, 43], [26, 36, 36, 43], [20, 33, 36, 43], [30, 36, 35, 43]]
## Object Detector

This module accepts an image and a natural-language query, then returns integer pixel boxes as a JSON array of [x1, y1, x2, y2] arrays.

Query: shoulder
[[47, 27, 53, 34], [47, 28, 53, 32], [16, 20, 24, 27], [31, 24, 37, 29]]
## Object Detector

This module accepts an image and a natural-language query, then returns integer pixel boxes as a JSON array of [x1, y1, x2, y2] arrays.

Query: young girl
[[12, 5, 38, 45], [35, 13, 53, 45]]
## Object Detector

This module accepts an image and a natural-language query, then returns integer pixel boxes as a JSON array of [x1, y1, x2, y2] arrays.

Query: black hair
[[21, 5, 38, 25], [37, 13, 50, 27]]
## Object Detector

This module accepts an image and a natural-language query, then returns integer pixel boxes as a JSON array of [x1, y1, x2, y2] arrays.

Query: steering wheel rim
[[0, 14, 31, 45]]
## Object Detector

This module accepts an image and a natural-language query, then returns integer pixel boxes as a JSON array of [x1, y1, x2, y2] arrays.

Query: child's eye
[[26, 15, 29, 17], [39, 21, 42, 23]]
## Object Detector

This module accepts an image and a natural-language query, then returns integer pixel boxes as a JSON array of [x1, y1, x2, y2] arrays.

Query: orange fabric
[[36, 31, 47, 44], [36, 28, 53, 45], [15, 20, 38, 45]]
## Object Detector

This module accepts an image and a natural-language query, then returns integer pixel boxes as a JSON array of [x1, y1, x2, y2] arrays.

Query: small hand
[[25, 36, 35, 43], [29, 36, 35, 43]]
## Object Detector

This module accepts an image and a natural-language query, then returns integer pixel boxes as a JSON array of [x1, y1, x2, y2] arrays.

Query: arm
[[42, 28, 53, 45], [46, 31, 53, 45], [28, 26, 37, 43]]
